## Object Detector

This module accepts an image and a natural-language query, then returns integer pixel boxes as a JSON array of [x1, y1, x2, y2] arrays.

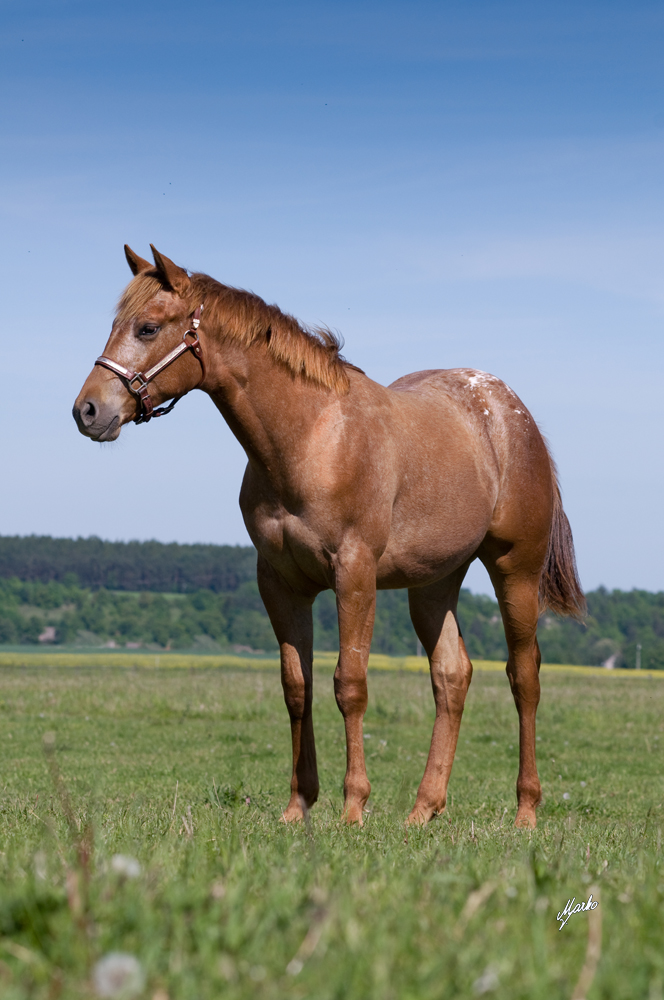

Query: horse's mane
[[117, 271, 357, 394]]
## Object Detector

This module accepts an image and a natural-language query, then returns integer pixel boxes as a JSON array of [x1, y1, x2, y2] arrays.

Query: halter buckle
[[128, 373, 149, 394]]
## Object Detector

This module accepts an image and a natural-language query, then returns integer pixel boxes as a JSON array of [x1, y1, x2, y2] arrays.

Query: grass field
[[0, 658, 662, 999], [3, 648, 664, 678]]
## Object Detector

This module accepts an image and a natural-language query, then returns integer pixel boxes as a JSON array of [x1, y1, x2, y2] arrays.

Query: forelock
[[115, 273, 169, 325]]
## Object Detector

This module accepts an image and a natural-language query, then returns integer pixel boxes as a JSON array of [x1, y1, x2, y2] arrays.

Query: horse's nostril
[[73, 399, 97, 428]]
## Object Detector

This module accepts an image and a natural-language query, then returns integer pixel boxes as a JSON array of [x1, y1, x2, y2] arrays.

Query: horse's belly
[[375, 478, 494, 589], [376, 526, 488, 589]]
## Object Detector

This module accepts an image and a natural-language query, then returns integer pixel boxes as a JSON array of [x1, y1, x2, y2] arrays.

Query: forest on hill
[[0, 536, 662, 668], [0, 534, 255, 592]]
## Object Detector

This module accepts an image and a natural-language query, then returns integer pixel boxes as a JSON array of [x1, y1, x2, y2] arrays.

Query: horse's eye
[[139, 324, 160, 337]]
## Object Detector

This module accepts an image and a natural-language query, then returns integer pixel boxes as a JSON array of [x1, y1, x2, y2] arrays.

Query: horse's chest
[[245, 502, 333, 590]]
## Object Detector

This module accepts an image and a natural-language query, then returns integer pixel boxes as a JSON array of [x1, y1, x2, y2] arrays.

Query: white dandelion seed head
[[93, 953, 145, 998], [473, 963, 499, 994], [563, 792, 571, 800], [111, 855, 141, 879], [33, 850, 47, 881]]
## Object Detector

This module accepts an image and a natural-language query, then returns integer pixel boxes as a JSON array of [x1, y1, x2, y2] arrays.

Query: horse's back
[[389, 367, 526, 422], [388, 367, 549, 471]]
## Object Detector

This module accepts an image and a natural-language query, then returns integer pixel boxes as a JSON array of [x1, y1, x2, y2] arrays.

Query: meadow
[[0, 657, 662, 999]]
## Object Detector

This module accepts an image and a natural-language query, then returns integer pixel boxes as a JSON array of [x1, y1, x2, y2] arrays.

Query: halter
[[94, 305, 205, 424]]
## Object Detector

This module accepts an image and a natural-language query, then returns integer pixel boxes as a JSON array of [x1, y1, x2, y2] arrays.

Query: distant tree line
[[0, 575, 509, 657], [0, 536, 661, 667], [537, 588, 664, 670], [0, 577, 276, 652], [0, 535, 255, 592]]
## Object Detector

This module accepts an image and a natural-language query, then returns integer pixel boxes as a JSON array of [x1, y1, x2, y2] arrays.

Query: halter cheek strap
[[94, 305, 205, 424]]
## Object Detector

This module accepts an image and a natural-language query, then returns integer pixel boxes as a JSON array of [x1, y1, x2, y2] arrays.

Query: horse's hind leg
[[406, 568, 473, 825], [484, 562, 542, 829]]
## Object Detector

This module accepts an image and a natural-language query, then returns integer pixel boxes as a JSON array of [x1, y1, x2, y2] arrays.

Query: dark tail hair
[[539, 463, 586, 619]]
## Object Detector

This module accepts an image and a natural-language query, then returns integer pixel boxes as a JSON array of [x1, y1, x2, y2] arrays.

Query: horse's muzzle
[[72, 398, 122, 442]]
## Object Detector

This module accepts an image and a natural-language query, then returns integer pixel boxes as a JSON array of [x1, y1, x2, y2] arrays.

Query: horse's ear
[[124, 245, 152, 275], [150, 245, 190, 296]]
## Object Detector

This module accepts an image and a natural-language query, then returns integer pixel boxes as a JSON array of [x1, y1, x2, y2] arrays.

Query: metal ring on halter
[[128, 374, 149, 393], [94, 304, 205, 424]]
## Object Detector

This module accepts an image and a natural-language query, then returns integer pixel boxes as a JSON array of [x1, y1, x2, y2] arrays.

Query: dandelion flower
[[563, 792, 570, 800], [93, 953, 144, 998]]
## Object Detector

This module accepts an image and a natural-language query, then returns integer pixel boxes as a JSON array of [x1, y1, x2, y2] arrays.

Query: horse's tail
[[539, 457, 586, 619]]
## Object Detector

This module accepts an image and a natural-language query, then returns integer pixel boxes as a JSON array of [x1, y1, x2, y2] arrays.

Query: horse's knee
[[506, 655, 541, 707], [283, 690, 309, 721], [281, 665, 312, 721], [431, 658, 472, 714], [429, 615, 472, 712], [333, 674, 368, 717]]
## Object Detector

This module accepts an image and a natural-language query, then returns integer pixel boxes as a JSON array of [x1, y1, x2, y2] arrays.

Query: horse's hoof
[[280, 795, 311, 823], [514, 809, 537, 829], [405, 808, 430, 826], [342, 802, 365, 826], [406, 797, 444, 825], [280, 807, 304, 824]]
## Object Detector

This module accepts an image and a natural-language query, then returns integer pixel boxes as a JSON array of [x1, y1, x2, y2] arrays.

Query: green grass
[[0, 662, 662, 999]]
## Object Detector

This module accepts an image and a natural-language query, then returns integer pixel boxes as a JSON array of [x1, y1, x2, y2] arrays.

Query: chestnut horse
[[73, 246, 585, 828]]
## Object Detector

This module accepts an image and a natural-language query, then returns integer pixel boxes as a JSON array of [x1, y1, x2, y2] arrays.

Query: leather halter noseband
[[95, 305, 205, 424]]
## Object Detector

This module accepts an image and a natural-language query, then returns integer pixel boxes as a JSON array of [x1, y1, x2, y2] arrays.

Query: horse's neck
[[205, 339, 332, 483]]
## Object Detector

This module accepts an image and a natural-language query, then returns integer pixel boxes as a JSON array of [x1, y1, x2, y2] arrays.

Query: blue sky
[[1, 0, 662, 593]]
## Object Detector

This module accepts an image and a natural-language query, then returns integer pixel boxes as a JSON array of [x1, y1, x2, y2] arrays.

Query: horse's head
[[73, 245, 204, 441]]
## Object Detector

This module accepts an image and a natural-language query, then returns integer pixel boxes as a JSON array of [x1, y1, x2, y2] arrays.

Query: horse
[[73, 245, 586, 828]]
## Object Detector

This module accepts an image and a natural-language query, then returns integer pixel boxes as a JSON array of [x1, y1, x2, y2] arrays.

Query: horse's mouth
[[90, 415, 121, 442]]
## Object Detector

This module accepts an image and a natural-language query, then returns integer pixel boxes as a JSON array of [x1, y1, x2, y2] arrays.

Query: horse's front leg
[[333, 552, 376, 825], [257, 557, 319, 822]]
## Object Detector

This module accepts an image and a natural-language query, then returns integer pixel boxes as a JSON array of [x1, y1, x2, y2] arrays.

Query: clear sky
[[1, 0, 662, 594]]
